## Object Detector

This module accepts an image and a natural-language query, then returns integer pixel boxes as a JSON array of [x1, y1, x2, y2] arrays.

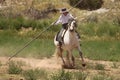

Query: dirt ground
[[0, 56, 120, 80]]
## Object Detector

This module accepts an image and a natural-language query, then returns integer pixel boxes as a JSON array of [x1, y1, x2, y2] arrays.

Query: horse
[[54, 19, 86, 69]]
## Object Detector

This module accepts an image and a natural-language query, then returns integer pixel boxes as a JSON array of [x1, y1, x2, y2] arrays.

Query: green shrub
[[73, 72, 88, 80], [112, 62, 119, 69], [92, 75, 113, 80], [96, 21, 120, 37], [8, 61, 23, 74], [95, 63, 105, 70], [49, 70, 88, 80], [49, 70, 72, 80], [23, 69, 47, 80], [10, 17, 24, 30], [80, 22, 96, 36], [79, 20, 120, 40], [0, 16, 53, 30], [69, 0, 103, 10], [113, 15, 120, 26], [0, 18, 9, 29]]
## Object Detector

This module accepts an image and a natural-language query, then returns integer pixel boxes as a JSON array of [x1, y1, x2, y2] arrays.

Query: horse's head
[[68, 19, 77, 32]]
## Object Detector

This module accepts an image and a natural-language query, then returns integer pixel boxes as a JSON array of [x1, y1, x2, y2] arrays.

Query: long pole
[[68, 0, 83, 11]]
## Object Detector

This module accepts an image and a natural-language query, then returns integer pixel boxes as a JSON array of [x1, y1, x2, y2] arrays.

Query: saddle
[[56, 29, 67, 45]]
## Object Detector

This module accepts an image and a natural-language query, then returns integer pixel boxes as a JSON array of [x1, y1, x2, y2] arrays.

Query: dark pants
[[56, 23, 68, 42]]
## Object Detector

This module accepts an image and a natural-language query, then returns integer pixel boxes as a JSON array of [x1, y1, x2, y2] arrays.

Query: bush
[[69, 0, 103, 10], [23, 69, 47, 80], [96, 21, 120, 37], [92, 75, 113, 80], [95, 63, 105, 70], [73, 72, 88, 80], [79, 20, 120, 40], [113, 15, 120, 26], [8, 61, 23, 74], [0, 18, 9, 29], [0, 16, 53, 30], [49, 70, 87, 80], [49, 70, 72, 80]]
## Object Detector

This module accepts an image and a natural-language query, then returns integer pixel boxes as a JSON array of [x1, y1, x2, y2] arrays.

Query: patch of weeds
[[111, 62, 119, 69], [73, 71, 88, 80], [92, 75, 113, 80], [23, 68, 47, 80], [49, 70, 72, 80], [85, 62, 95, 69], [49, 70, 88, 80], [8, 61, 23, 74], [75, 59, 87, 69], [98, 71, 106, 75], [95, 63, 105, 70]]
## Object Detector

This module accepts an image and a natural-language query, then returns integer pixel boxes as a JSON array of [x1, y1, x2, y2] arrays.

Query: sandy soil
[[0, 56, 120, 79]]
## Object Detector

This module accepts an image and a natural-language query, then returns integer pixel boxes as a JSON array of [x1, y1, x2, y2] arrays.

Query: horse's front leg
[[66, 50, 75, 68], [77, 46, 86, 67], [66, 51, 71, 67]]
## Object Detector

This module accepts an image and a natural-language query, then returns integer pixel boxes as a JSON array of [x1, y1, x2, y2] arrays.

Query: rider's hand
[[74, 17, 77, 20]]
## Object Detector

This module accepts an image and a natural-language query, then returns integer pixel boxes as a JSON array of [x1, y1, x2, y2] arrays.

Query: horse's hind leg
[[66, 51, 71, 67], [71, 55, 75, 67], [77, 46, 86, 67], [54, 46, 65, 66]]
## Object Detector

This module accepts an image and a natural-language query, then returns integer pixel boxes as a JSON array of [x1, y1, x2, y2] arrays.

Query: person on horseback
[[52, 8, 80, 45]]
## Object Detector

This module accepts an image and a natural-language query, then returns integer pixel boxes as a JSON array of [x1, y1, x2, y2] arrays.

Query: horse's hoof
[[62, 64, 68, 69], [82, 63, 86, 67], [62, 64, 75, 69], [69, 66, 75, 69]]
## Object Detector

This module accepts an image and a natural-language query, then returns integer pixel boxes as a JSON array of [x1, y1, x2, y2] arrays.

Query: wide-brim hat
[[60, 8, 69, 13]]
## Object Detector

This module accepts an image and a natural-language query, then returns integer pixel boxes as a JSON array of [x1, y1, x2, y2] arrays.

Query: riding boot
[[57, 23, 68, 46], [59, 29, 64, 42]]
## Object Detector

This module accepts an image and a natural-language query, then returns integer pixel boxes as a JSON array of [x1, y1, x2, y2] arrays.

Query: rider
[[52, 8, 80, 45]]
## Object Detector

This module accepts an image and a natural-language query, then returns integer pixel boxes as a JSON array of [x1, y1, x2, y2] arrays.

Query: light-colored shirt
[[55, 13, 74, 25]]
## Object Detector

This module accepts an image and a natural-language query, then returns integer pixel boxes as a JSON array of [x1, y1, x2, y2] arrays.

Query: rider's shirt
[[55, 13, 74, 25]]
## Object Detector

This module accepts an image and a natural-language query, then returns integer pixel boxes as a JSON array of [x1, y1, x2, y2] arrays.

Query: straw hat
[[60, 8, 69, 13]]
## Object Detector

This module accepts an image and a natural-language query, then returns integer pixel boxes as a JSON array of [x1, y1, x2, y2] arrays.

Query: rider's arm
[[54, 15, 62, 25]]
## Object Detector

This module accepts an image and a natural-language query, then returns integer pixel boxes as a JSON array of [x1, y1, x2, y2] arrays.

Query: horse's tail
[[54, 46, 63, 58]]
